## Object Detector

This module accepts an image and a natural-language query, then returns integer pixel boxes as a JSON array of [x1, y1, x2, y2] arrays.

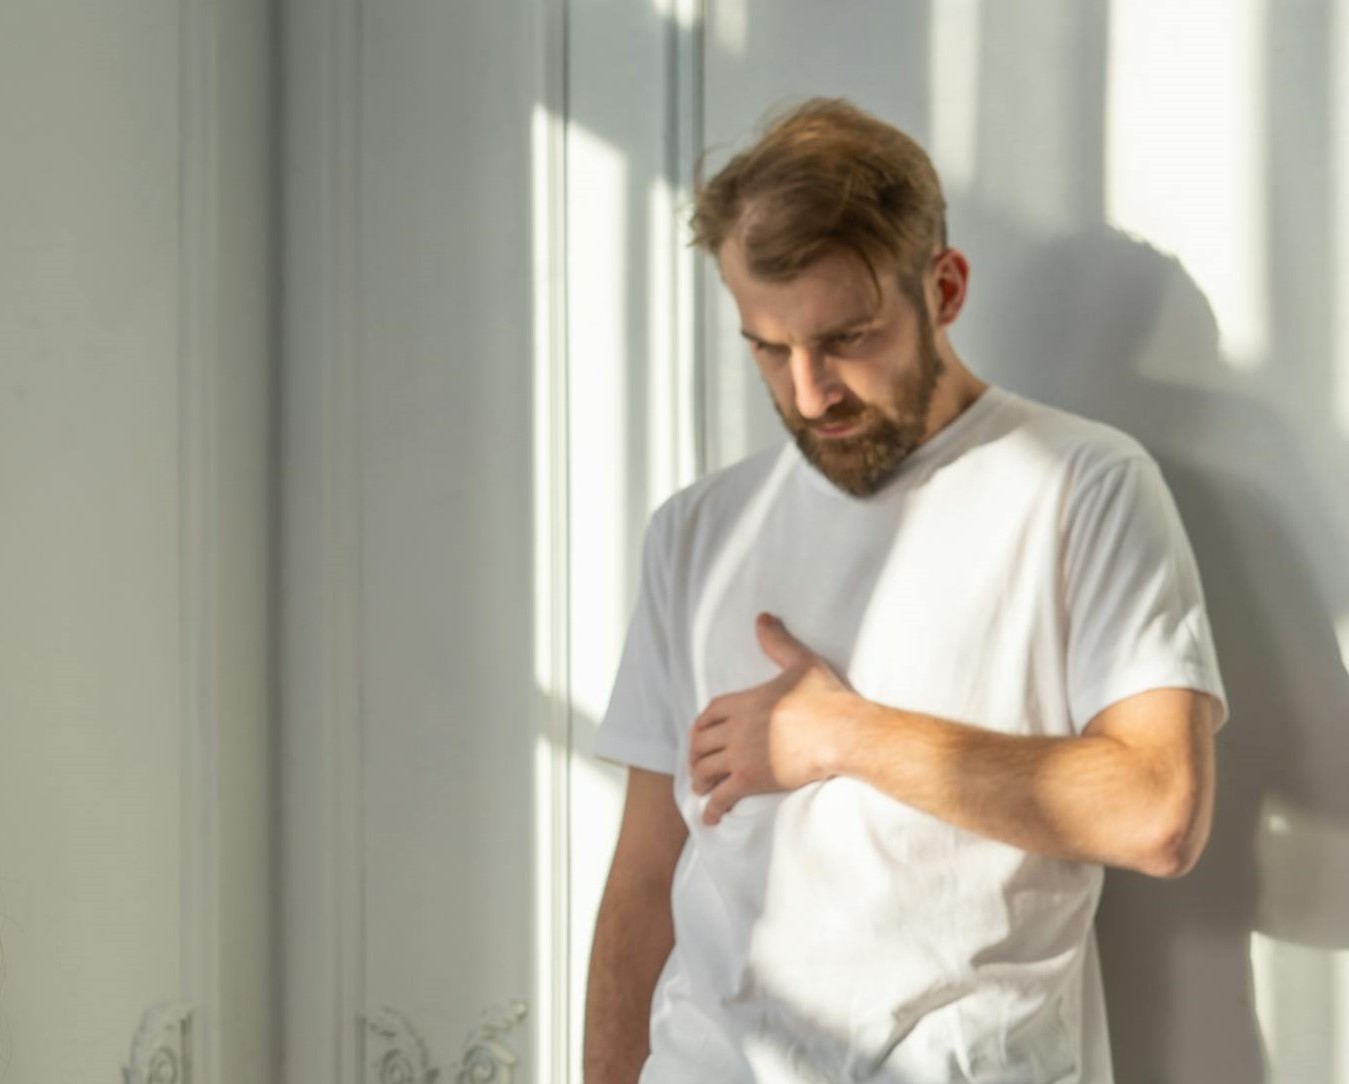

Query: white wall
[[277, 1, 1349, 1081], [0, 1, 275, 1082], [8, 0, 1346, 1081], [279, 0, 547, 1080]]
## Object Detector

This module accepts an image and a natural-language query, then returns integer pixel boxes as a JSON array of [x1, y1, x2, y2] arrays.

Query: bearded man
[[583, 97, 1228, 1084]]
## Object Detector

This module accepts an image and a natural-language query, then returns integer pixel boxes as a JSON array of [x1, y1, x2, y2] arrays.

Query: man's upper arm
[[1062, 454, 1230, 735], [607, 767, 688, 893]]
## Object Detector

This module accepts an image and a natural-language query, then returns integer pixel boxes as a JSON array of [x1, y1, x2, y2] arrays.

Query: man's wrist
[[821, 693, 895, 780]]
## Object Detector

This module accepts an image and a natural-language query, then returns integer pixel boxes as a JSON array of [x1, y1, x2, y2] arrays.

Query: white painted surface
[[0, 1, 273, 1081], [280, 1, 542, 1081], [360, 0, 537, 1068]]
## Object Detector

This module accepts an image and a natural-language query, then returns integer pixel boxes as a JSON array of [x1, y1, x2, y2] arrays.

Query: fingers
[[688, 707, 732, 816], [689, 748, 729, 796], [692, 694, 734, 732], [702, 776, 738, 825], [687, 715, 726, 767], [689, 715, 734, 819]]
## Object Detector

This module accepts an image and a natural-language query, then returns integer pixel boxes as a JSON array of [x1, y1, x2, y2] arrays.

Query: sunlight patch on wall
[[1334, 0, 1349, 435], [1336, 614, 1349, 676], [532, 102, 565, 700], [649, 175, 701, 496], [929, 0, 982, 194], [1105, 0, 1268, 370], [651, 0, 703, 33], [563, 118, 634, 1084], [1250, 933, 1349, 1082], [1340, 950, 1349, 1082], [712, 0, 748, 58], [708, 284, 752, 469], [531, 95, 570, 1084], [567, 122, 630, 722], [1248, 929, 1279, 1068], [648, 176, 677, 500], [1254, 792, 1349, 948], [1252, 790, 1349, 1080]]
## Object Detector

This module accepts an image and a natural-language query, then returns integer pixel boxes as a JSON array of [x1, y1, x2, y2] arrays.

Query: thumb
[[756, 612, 812, 669]]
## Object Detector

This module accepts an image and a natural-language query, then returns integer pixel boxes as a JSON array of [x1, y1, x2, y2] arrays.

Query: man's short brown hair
[[689, 98, 947, 307]]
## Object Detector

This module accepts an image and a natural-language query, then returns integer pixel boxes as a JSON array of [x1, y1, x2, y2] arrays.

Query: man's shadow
[[960, 212, 1349, 1083]]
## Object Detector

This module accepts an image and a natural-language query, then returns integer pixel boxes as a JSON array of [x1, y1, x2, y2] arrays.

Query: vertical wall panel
[[565, 0, 703, 1079], [282, 0, 542, 1080], [0, 0, 273, 1080], [0, 10, 183, 1080], [360, 0, 537, 1067]]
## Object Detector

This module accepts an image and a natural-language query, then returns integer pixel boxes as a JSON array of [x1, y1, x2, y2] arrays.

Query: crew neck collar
[[791, 383, 1009, 502]]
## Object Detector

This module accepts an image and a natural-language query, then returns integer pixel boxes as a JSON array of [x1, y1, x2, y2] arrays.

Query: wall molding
[[278, 0, 366, 1076], [671, 0, 707, 484], [530, 0, 570, 1079], [178, 0, 220, 1077], [321, 0, 367, 1079]]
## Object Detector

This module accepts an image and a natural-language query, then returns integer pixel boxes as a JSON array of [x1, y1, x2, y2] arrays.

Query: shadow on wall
[[958, 205, 1349, 1083]]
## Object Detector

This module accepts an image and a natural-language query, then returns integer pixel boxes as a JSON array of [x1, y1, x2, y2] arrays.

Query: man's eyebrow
[[739, 314, 875, 346]]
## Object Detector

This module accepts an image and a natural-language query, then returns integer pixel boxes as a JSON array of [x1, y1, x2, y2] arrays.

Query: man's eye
[[831, 331, 866, 349]]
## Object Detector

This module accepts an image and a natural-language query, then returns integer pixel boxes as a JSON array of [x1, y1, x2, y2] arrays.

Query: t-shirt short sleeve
[[591, 501, 681, 774], [1063, 454, 1230, 734]]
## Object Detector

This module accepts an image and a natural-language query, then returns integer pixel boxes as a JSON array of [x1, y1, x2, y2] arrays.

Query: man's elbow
[[1138, 789, 1211, 879], [1139, 829, 1203, 879]]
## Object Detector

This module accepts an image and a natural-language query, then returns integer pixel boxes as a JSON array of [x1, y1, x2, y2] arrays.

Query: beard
[[771, 309, 947, 499]]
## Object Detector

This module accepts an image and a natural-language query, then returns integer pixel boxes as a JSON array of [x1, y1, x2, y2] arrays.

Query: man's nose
[[790, 348, 845, 420]]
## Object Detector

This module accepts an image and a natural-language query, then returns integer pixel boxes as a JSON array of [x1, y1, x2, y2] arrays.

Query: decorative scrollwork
[[146, 1048, 180, 1084], [364, 1006, 440, 1084], [453, 1001, 527, 1084], [123, 1004, 192, 1084], [363, 1000, 528, 1084]]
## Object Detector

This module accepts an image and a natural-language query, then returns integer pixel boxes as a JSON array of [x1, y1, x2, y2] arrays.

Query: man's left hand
[[688, 613, 859, 825]]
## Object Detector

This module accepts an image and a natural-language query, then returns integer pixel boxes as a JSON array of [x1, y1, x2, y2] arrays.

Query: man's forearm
[[583, 873, 673, 1084], [825, 701, 1189, 876]]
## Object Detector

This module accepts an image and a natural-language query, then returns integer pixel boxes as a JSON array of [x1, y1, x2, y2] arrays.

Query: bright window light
[[1106, 0, 1268, 369], [648, 176, 677, 500], [651, 0, 703, 34], [1334, 0, 1349, 434], [1252, 792, 1349, 1080], [713, 0, 748, 57], [929, 0, 982, 193], [567, 122, 630, 722]]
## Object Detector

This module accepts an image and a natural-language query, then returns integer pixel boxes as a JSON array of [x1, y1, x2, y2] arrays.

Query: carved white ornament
[[363, 1001, 528, 1084], [454, 1001, 528, 1084], [364, 1006, 439, 1084], [123, 1003, 193, 1084]]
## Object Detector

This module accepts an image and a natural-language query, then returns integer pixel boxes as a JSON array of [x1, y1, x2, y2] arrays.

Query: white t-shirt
[[593, 383, 1229, 1083]]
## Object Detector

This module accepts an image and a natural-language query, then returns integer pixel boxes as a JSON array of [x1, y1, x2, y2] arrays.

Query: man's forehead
[[718, 235, 877, 289], [718, 240, 890, 333]]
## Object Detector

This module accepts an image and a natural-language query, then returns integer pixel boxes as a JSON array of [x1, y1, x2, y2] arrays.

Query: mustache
[[808, 409, 865, 429]]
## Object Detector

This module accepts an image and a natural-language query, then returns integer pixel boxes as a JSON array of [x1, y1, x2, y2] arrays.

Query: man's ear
[[929, 247, 970, 328]]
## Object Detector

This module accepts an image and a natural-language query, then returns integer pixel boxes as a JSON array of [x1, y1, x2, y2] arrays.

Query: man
[[584, 98, 1228, 1083]]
